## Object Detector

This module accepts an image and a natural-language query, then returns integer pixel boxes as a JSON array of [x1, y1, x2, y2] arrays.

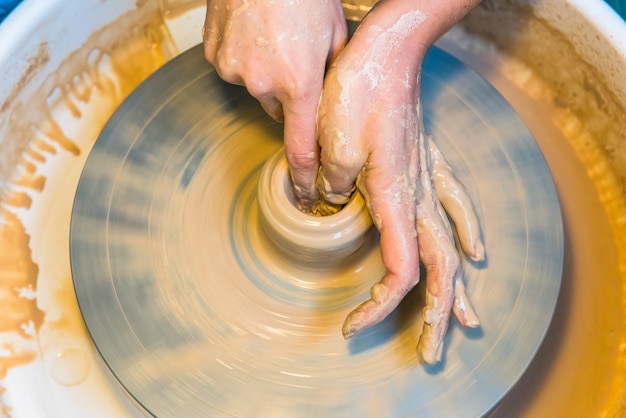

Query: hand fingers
[[283, 93, 323, 211], [203, 4, 235, 80], [415, 204, 459, 364], [341, 210, 421, 339], [326, 17, 348, 67], [428, 138, 485, 262], [415, 134, 458, 364], [258, 97, 284, 122], [418, 232, 481, 363], [452, 273, 480, 327], [315, 72, 371, 205], [341, 140, 420, 338], [316, 125, 366, 206], [202, 5, 218, 64], [305, 23, 349, 213], [203, 30, 244, 87]]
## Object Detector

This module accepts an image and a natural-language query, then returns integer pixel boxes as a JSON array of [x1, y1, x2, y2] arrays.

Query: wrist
[[356, 0, 481, 59]]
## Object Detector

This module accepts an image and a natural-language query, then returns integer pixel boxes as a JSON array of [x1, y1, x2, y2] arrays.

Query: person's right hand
[[314, 0, 483, 364], [203, 0, 348, 210]]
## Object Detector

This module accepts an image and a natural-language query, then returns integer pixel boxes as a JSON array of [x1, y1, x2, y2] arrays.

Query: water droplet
[[49, 348, 90, 386]]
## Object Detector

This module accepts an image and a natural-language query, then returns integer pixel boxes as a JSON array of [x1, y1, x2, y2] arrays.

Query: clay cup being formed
[[257, 149, 373, 265]]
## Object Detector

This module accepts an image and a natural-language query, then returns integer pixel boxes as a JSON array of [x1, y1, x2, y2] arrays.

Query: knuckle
[[442, 250, 460, 274], [276, 60, 323, 101], [202, 26, 220, 64], [420, 235, 460, 277], [244, 75, 271, 99], [283, 74, 315, 101], [434, 245, 460, 277], [203, 42, 215, 64], [285, 150, 317, 172], [212, 50, 239, 84], [322, 130, 360, 171], [238, 66, 274, 99], [204, 43, 220, 70]]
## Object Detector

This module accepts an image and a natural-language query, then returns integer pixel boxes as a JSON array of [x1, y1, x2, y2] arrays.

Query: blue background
[[0, 0, 20, 22], [607, 0, 626, 16], [0, 0, 625, 23]]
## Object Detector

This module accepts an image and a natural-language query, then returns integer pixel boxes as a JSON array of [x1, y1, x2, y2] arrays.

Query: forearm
[[358, 0, 482, 61]]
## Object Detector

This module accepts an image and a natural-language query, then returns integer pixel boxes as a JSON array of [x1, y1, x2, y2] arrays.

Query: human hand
[[315, 2, 484, 364], [203, 0, 348, 210], [411, 131, 483, 364]]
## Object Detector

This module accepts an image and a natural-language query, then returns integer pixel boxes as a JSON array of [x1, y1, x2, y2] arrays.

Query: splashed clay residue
[[0, 206, 43, 380], [0, 5, 174, 407], [0, 43, 50, 115]]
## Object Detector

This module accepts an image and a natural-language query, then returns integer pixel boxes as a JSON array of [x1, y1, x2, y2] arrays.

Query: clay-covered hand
[[315, 0, 483, 364], [410, 131, 483, 364], [203, 0, 347, 210]]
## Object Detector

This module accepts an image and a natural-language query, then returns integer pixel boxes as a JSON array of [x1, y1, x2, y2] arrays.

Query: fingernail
[[470, 240, 485, 262], [342, 312, 361, 339], [453, 281, 480, 327], [462, 292, 480, 327], [463, 304, 480, 328], [417, 324, 443, 364]]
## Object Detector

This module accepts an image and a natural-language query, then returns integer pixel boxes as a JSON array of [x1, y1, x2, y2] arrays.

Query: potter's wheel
[[70, 44, 563, 417]]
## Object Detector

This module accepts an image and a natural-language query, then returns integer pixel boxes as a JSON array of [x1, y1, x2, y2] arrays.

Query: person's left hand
[[315, 5, 484, 364]]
